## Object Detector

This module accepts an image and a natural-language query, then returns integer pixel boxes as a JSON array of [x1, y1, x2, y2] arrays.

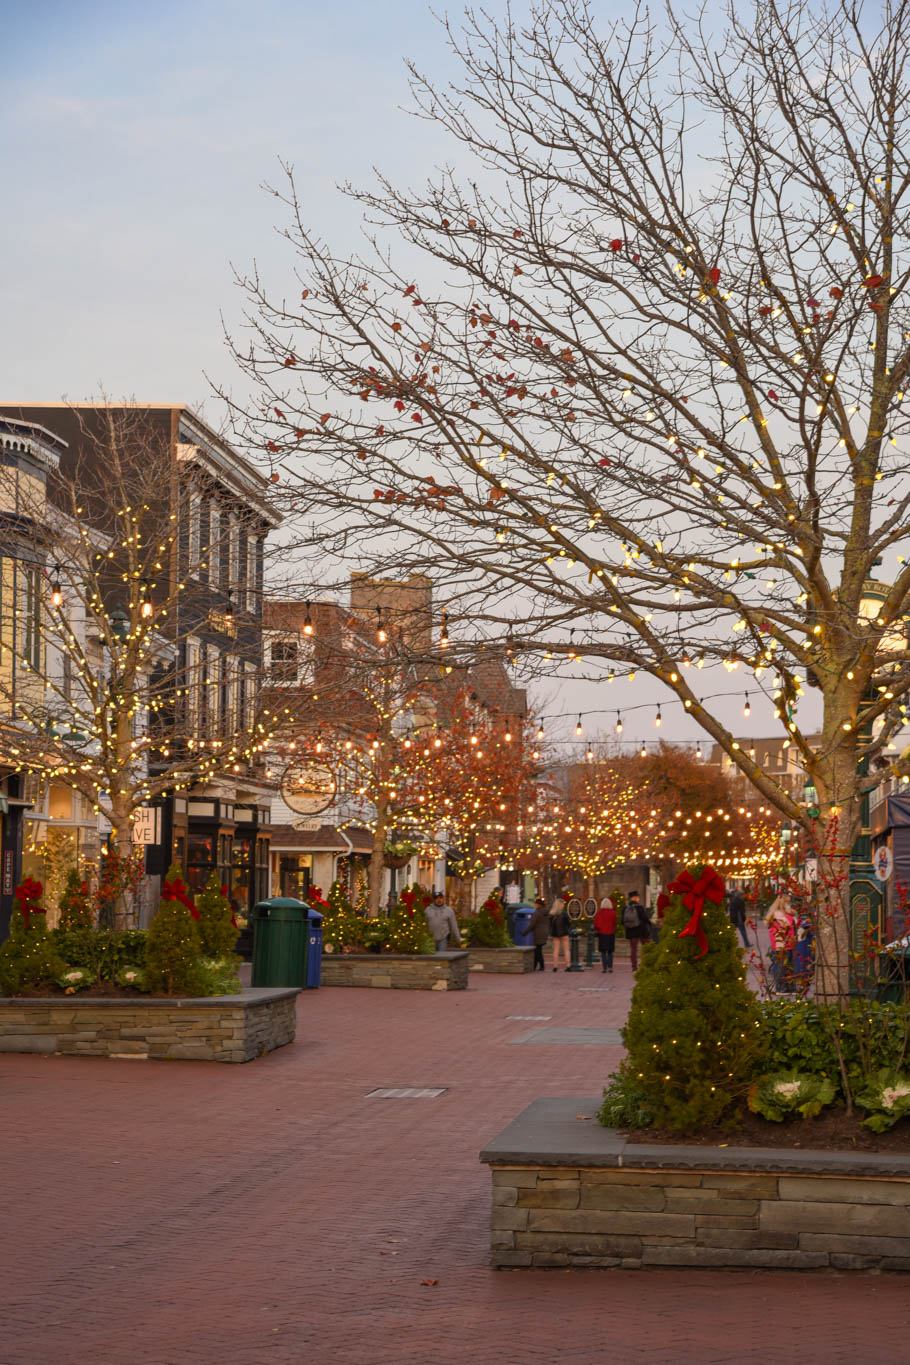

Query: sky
[[1, 0, 811, 750]]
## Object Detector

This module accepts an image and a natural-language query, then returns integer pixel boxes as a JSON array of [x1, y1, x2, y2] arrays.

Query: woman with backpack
[[622, 890, 650, 970]]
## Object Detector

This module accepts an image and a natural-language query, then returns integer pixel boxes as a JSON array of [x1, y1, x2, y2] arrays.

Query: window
[[19, 565, 41, 670], [188, 490, 201, 570], [209, 503, 221, 588], [185, 638, 200, 729], [228, 517, 240, 587], [270, 639, 298, 683]]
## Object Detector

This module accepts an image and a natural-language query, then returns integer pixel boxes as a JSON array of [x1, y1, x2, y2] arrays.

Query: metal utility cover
[[509, 1027, 623, 1046], [365, 1087, 447, 1099]]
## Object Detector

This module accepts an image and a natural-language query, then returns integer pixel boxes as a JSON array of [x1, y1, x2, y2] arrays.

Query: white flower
[[123, 970, 137, 982], [324, 942, 335, 954], [64, 970, 85, 982], [881, 1084, 910, 1109], [774, 1081, 801, 1099]]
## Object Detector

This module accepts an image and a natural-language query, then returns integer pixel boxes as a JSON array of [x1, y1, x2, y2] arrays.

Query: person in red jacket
[[594, 895, 617, 973]]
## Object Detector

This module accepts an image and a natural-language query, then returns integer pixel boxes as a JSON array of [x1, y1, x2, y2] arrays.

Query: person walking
[[727, 884, 750, 949], [424, 891, 462, 954], [765, 894, 796, 993], [622, 889, 649, 971], [549, 889, 571, 971], [593, 894, 616, 973], [528, 896, 549, 972]]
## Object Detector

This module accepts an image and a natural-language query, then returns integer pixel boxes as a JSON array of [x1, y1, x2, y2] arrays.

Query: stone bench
[[480, 1097, 910, 1271], [0, 986, 299, 1063], [320, 950, 469, 990]]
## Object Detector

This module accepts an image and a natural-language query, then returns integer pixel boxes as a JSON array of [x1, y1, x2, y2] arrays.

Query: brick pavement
[[2, 958, 907, 1365]]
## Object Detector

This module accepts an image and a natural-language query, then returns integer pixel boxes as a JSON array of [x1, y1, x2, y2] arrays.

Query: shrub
[[57, 869, 94, 930], [117, 966, 150, 992], [758, 999, 910, 1102], [197, 957, 243, 996], [747, 1072, 837, 1122], [321, 880, 362, 952], [145, 864, 206, 996], [195, 872, 240, 958], [54, 928, 146, 982], [0, 880, 65, 995], [469, 892, 511, 948], [597, 1071, 656, 1129], [383, 884, 434, 954], [618, 865, 764, 1130]]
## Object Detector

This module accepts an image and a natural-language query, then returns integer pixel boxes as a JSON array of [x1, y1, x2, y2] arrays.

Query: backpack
[[622, 900, 640, 930]]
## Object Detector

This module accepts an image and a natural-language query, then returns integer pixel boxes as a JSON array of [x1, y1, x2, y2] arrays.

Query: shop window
[[48, 784, 73, 821], [278, 853, 312, 899], [270, 639, 298, 683], [186, 833, 216, 895]]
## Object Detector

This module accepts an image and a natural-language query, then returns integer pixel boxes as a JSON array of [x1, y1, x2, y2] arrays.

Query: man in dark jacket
[[622, 890, 650, 970], [727, 886, 749, 948], [528, 897, 550, 971]]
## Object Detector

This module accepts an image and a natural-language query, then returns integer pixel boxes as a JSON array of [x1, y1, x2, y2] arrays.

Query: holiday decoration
[[470, 891, 512, 947], [57, 869, 95, 931], [144, 864, 206, 996], [619, 864, 764, 1129], [194, 873, 240, 959], [0, 881, 65, 995], [668, 865, 726, 959]]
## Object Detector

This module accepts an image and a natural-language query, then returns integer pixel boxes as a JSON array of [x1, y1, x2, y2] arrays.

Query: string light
[[376, 605, 387, 643], [440, 609, 449, 647], [575, 715, 583, 736], [743, 692, 751, 717], [614, 712, 623, 734], [655, 707, 662, 728], [303, 603, 314, 636]]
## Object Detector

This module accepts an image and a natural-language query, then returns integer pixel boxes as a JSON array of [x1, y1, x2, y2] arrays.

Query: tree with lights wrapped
[[0, 405, 285, 928], [469, 890, 512, 947], [384, 883, 434, 953], [227, 0, 910, 998], [195, 872, 239, 960], [619, 865, 764, 1131]]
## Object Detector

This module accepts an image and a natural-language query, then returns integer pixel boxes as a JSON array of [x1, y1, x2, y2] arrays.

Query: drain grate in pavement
[[365, 1087, 447, 1099], [510, 1027, 623, 1046], [505, 1015, 552, 1021]]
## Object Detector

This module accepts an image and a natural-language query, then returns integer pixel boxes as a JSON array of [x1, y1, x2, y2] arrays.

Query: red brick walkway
[[2, 961, 906, 1364]]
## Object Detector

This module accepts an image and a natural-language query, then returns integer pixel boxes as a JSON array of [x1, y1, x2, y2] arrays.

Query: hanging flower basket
[[383, 852, 412, 869]]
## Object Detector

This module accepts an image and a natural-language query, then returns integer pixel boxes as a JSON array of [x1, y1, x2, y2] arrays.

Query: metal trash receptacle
[[305, 909, 323, 989], [251, 898, 309, 988], [513, 905, 535, 947]]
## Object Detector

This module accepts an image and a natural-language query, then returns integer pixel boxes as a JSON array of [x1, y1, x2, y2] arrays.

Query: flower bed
[[0, 986, 299, 1062], [481, 1097, 910, 1271], [320, 950, 469, 991]]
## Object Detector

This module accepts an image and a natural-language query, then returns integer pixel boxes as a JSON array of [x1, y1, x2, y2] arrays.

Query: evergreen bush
[[321, 880, 362, 953], [470, 891, 512, 947], [0, 880, 66, 995], [194, 872, 240, 959], [54, 928, 146, 981], [618, 865, 764, 1130], [144, 863, 206, 996], [57, 869, 95, 930], [384, 883, 434, 953]]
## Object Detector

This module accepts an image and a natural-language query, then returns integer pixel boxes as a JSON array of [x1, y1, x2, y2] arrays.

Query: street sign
[[873, 846, 894, 883], [132, 806, 161, 845], [805, 857, 818, 883]]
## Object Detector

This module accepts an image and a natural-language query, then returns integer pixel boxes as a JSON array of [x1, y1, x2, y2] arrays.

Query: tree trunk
[[367, 801, 388, 919], [109, 798, 136, 932]]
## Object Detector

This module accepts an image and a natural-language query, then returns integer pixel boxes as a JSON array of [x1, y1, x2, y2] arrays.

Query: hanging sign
[[873, 846, 894, 883], [280, 762, 336, 816]]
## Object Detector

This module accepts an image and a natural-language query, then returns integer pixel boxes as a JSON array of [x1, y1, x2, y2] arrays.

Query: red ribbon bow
[[667, 866, 725, 959], [162, 877, 200, 921], [14, 878, 46, 930]]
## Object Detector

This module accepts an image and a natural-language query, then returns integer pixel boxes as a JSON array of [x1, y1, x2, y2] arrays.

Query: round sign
[[567, 897, 583, 920], [873, 846, 894, 883], [279, 762, 336, 816]]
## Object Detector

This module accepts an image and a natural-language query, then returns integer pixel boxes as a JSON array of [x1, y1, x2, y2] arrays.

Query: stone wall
[[469, 946, 534, 974], [482, 1098, 910, 1272], [320, 950, 469, 990], [0, 987, 299, 1063]]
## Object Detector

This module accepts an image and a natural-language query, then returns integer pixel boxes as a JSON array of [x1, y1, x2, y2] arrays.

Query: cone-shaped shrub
[[58, 868, 95, 931], [195, 872, 239, 958], [619, 864, 764, 1130], [385, 883, 434, 953], [321, 880, 361, 952], [470, 892, 511, 947], [145, 863, 205, 996], [0, 879, 65, 994]]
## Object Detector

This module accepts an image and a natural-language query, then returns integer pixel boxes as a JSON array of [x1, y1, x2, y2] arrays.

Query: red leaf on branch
[[599, 458, 611, 466], [513, 229, 523, 238], [830, 286, 843, 298], [283, 354, 297, 367], [412, 412, 423, 423], [319, 414, 331, 424], [768, 390, 779, 402], [610, 238, 623, 253], [758, 307, 771, 316], [404, 284, 416, 296], [394, 400, 405, 412], [709, 267, 721, 285]]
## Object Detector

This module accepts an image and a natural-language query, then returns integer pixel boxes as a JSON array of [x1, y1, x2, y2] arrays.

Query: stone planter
[[469, 946, 535, 974], [320, 950, 469, 991], [0, 986, 299, 1063], [481, 1097, 910, 1272]]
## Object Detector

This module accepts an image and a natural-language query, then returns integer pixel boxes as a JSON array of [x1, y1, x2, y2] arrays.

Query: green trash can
[[251, 898, 309, 988]]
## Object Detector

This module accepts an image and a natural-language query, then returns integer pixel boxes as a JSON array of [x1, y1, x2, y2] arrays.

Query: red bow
[[667, 866, 725, 959], [14, 878, 46, 930], [162, 877, 200, 921]]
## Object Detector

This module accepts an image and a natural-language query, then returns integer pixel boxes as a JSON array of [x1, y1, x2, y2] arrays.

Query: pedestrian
[[765, 894, 796, 993], [549, 888, 571, 970], [424, 891, 462, 954], [622, 889, 650, 971], [593, 894, 616, 973], [528, 896, 550, 971], [727, 884, 750, 949]]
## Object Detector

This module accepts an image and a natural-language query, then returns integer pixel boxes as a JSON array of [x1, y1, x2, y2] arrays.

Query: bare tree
[[0, 408, 284, 925], [226, 0, 910, 995]]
